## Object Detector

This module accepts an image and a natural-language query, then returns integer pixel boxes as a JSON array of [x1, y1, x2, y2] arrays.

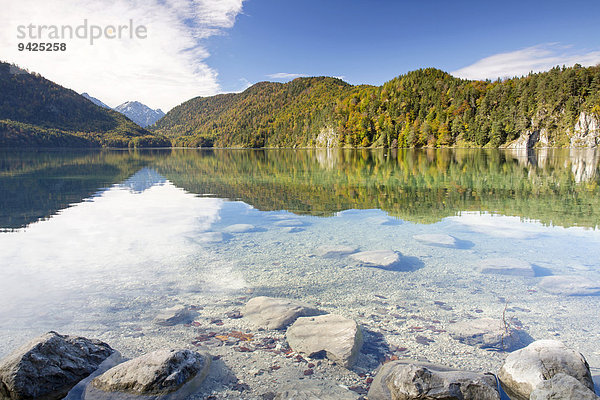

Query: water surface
[[0, 148, 599, 380]]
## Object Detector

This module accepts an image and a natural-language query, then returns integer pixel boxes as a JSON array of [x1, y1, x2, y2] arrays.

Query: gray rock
[[285, 314, 363, 368], [539, 275, 600, 296], [275, 381, 358, 399], [195, 231, 224, 243], [530, 373, 599, 400], [243, 296, 320, 330], [314, 245, 358, 257], [223, 223, 255, 233], [282, 227, 304, 233], [413, 234, 459, 248], [0, 331, 116, 400], [447, 317, 531, 351], [87, 349, 210, 399], [274, 219, 304, 227], [153, 305, 196, 326], [350, 250, 400, 268], [368, 360, 500, 400], [499, 340, 594, 400], [480, 258, 535, 277]]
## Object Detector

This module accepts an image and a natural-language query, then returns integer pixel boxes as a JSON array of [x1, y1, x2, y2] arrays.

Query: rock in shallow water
[[87, 349, 211, 399], [223, 223, 256, 233], [447, 317, 532, 351], [350, 250, 400, 268], [530, 373, 599, 400], [243, 296, 321, 330], [480, 258, 535, 277], [274, 381, 358, 400], [367, 360, 500, 400], [286, 314, 362, 368], [539, 275, 600, 296], [413, 234, 459, 248], [0, 331, 116, 400], [498, 340, 594, 400], [153, 305, 196, 326], [314, 245, 358, 257]]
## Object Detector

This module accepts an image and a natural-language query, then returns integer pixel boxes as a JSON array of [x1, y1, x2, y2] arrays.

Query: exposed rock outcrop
[[0, 331, 117, 400], [367, 360, 500, 400], [572, 112, 600, 147]]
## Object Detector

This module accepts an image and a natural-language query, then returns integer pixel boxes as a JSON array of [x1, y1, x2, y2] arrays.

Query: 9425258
[[18, 43, 67, 51]]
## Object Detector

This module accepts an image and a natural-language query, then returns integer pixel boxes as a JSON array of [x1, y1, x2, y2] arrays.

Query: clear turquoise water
[[0, 148, 598, 381]]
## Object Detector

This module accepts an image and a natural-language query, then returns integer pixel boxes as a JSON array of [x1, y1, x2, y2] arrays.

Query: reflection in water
[[1, 148, 599, 230]]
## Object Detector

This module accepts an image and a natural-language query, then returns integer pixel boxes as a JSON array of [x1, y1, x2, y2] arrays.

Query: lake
[[0, 148, 599, 395]]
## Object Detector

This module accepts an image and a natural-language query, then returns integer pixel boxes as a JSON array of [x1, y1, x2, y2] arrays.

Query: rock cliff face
[[504, 129, 549, 150], [504, 112, 600, 149], [314, 127, 339, 148], [572, 112, 600, 147]]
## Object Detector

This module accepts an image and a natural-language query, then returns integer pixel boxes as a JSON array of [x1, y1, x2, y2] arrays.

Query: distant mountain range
[[81, 93, 165, 128], [0, 61, 169, 147], [114, 101, 165, 128]]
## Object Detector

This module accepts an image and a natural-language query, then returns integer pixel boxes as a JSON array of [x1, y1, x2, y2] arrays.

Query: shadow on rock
[[377, 255, 424, 272]]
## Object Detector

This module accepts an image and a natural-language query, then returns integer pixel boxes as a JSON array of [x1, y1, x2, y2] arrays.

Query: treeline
[[0, 62, 170, 148], [153, 64, 600, 148]]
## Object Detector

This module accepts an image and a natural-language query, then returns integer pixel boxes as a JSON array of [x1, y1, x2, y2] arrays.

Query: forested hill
[[152, 65, 600, 148], [152, 77, 358, 147], [0, 62, 169, 148]]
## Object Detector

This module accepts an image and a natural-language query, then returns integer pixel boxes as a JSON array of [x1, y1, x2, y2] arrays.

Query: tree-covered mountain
[[152, 77, 357, 147], [152, 65, 600, 148], [0, 62, 170, 148]]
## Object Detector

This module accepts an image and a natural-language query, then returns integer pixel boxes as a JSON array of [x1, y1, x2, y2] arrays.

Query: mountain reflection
[[0, 148, 599, 230]]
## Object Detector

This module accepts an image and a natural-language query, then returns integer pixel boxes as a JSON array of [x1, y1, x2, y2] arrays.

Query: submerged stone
[[0, 331, 116, 400], [314, 245, 358, 257], [539, 275, 600, 296], [480, 258, 535, 277], [286, 314, 363, 368], [447, 317, 531, 351], [413, 234, 459, 248], [350, 250, 400, 268], [153, 305, 196, 326], [275, 380, 357, 399], [243, 296, 321, 330], [223, 223, 256, 233]]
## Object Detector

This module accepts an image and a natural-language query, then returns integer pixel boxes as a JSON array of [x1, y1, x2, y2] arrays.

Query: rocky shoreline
[[1, 296, 598, 400]]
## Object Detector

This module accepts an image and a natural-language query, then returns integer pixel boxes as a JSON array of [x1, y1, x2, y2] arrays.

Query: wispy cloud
[[267, 72, 308, 80], [0, 0, 245, 111], [452, 43, 600, 80]]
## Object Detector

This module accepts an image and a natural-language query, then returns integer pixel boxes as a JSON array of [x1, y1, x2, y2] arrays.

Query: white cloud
[[0, 0, 245, 111], [452, 43, 600, 81], [267, 72, 308, 80]]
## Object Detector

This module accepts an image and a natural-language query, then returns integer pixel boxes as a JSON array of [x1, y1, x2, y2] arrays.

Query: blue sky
[[2, 0, 600, 111], [209, 0, 600, 92]]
